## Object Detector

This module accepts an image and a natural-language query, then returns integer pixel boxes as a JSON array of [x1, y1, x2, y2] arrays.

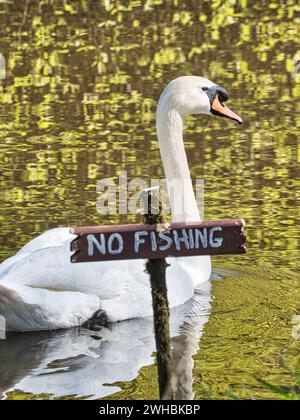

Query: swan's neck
[[156, 102, 200, 223]]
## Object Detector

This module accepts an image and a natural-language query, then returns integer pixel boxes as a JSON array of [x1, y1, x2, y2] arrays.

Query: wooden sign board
[[70, 219, 246, 263]]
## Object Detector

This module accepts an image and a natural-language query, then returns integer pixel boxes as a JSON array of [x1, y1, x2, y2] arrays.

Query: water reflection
[[0, 0, 299, 400], [0, 281, 211, 400], [0, 0, 299, 270]]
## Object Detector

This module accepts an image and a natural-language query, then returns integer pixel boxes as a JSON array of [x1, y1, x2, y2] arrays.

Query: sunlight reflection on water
[[0, 0, 299, 400]]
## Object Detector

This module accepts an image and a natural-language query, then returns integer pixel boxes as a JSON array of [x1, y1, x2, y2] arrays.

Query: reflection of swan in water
[[0, 281, 212, 400]]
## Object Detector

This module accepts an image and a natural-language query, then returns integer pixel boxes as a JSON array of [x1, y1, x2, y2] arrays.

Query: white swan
[[0, 76, 242, 332]]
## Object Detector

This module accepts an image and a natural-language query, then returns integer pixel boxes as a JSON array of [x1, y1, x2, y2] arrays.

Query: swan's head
[[158, 76, 242, 124]]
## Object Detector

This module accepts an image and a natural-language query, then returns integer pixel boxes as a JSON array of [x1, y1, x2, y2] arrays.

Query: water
[[0, 281, 212, 400], [0, 0, 299, 399]]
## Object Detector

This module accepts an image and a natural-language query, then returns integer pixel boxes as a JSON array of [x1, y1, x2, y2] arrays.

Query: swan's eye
[[202, 85, 229, 108], [218, 91, 228, 103]]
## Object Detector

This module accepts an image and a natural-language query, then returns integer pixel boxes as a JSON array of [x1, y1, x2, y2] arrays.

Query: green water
[[0, 0, 299, 399]]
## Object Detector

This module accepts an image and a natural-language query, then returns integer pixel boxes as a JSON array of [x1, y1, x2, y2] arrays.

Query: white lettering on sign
[[188, 229, 195, 249], [158, 231, 173, 251], [87, 233, 106, 256], [150, 231, 158, 252], [209, 227, 223, 248], [134, 231, 149, 253], [195, 228, 208, 249], [85, 226, 224, 258], [173, 229, 190, 251], [107, 233, 124, 255]]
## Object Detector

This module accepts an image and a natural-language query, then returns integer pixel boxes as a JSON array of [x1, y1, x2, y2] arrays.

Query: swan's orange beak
[[211, 95, 242, 124]]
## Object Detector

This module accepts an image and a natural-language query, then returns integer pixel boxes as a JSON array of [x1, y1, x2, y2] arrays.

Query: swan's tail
[[0, 282, 100, 332]]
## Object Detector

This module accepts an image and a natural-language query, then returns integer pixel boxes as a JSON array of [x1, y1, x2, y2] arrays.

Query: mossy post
[[142, 188, 174, 400]]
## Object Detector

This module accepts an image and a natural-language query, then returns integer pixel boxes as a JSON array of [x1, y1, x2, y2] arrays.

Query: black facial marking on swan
[[202, 85, 229, 106]]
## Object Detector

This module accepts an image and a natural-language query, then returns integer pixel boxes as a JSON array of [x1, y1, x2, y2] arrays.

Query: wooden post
[[143, 188, 174, 400]]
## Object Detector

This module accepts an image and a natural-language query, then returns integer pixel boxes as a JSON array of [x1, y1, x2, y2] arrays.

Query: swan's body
[[0, 229, 210, 330], [0, 76, 241, 331]]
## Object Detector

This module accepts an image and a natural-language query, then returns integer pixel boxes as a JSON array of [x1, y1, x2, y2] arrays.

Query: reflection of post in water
[[143, 188, 173, 400], [171, 292, 211, 400]]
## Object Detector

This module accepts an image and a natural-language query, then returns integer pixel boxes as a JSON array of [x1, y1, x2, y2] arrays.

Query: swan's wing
[[175, 255, 211, 288], [0, 228, 74, 280], [17, 228, 73, 255], [0, 228, 211, 329], [0, 227, 198, 296], [0, 281, 100, 331]]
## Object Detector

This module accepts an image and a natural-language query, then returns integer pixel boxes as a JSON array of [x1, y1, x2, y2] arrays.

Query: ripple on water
[[193, 264, 299, 400], [1, 265, 298, 400]]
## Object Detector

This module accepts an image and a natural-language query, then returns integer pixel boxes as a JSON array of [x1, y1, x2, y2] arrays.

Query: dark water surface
[[0, 0, 299, 399]]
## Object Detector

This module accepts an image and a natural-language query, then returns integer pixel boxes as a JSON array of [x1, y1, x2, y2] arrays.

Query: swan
[[0, 76, 242, 332]]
